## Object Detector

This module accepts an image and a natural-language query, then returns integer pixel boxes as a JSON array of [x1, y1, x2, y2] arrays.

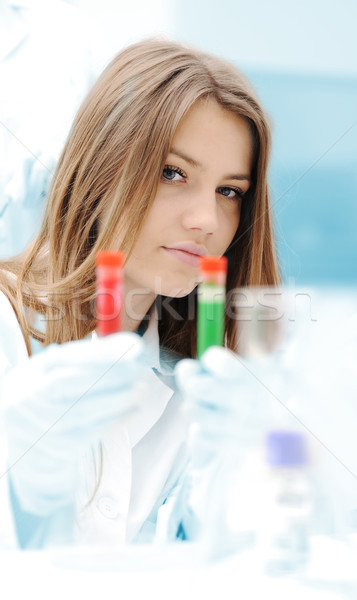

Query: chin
[[151, 269, 199, 298], [152, 273, 198, 298], [156, 281, 198, 299], [172, 288, 195, 299]]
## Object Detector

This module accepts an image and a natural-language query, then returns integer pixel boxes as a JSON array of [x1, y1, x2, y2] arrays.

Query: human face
[[125, 99, 252, 303]]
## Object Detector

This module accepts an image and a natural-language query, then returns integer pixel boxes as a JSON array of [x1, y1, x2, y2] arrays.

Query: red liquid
[[96, 275, 122, 336]]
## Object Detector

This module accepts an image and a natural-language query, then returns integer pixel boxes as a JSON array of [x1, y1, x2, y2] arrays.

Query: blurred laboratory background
[[2, 0, 357, 285]]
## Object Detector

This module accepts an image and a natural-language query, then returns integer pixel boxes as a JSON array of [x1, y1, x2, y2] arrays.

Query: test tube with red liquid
[[96, 251, 125, 336]]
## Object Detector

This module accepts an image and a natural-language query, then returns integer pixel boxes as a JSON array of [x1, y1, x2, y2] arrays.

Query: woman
[[0, 39, 279, 548]]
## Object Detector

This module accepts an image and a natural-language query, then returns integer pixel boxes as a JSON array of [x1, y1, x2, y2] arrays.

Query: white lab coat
[[0, 290, 189, 548]]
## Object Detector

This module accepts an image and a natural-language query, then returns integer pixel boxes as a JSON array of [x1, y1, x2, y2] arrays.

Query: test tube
[[197, 256, 227, 357], [96, 250, 125, 336]]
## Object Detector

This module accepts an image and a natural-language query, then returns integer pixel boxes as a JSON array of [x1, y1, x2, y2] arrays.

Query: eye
[[217, 186, 244, 200], [161, 165, 186, 183]]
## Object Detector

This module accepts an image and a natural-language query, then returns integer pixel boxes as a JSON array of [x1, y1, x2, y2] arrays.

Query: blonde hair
[[0, 38, 279, 357]]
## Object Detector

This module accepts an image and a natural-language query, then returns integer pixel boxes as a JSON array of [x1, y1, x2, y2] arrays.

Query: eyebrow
[[169, 147, 251, 182]]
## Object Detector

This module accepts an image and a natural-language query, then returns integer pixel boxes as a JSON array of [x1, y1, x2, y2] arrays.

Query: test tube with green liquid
[[197, 256, 227, 358]]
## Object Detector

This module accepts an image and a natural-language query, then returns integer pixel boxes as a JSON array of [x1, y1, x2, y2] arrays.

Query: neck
[[122, 282, 156, 332]]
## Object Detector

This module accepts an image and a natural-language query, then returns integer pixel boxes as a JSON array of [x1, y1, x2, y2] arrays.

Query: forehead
[[170, 99, 253, 173]]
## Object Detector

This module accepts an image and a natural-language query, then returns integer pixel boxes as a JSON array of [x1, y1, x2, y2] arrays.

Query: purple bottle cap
[[266, 430, 308, 467]]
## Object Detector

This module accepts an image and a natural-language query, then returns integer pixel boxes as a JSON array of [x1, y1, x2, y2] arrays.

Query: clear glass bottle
[[257, 429, 313, 575]]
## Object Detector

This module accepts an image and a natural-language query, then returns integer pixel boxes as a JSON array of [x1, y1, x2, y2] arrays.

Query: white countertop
[[1, 536, 356, 600]]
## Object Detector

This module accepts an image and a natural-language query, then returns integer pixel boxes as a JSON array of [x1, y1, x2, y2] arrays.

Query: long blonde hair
[[0, 38, 279, 357]]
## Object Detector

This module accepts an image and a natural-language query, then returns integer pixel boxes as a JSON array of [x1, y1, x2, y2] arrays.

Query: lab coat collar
[[141, 301, 161, 371], [126, 304, 176, 449]]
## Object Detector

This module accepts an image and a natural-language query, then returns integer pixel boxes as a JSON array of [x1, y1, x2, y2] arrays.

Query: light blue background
[[249, 70, 357, 284]]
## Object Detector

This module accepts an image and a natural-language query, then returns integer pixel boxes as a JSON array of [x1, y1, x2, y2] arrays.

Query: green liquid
[[197, 283, 225, 357]]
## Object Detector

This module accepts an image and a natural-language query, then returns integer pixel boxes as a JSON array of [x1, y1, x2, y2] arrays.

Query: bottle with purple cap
[[257, 429, 314, 575]]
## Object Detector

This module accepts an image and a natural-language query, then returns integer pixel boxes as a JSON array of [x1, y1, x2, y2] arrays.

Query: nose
[[181, 188, 218, 235]]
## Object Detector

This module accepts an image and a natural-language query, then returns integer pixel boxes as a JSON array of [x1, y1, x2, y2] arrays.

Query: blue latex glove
[[1, 332, 144, 519]]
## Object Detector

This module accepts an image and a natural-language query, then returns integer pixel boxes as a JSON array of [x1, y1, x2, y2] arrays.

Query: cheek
[[135, 203, 172, 249], [222, 203, 242, 247], [129, 214, 161, 257]]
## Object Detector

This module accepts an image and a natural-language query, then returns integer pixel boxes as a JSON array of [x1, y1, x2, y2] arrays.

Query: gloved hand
[[175, 346, 277, 442], [1, 332, 144, 517], [172, 347, 278, 544]]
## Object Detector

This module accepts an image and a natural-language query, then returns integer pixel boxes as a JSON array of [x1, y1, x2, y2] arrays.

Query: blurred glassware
[[257, 429, 314, 576], [231, 286, 287, 358]]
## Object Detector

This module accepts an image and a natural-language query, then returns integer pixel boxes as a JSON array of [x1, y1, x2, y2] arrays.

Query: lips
[[162, 242, 208, 267]]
